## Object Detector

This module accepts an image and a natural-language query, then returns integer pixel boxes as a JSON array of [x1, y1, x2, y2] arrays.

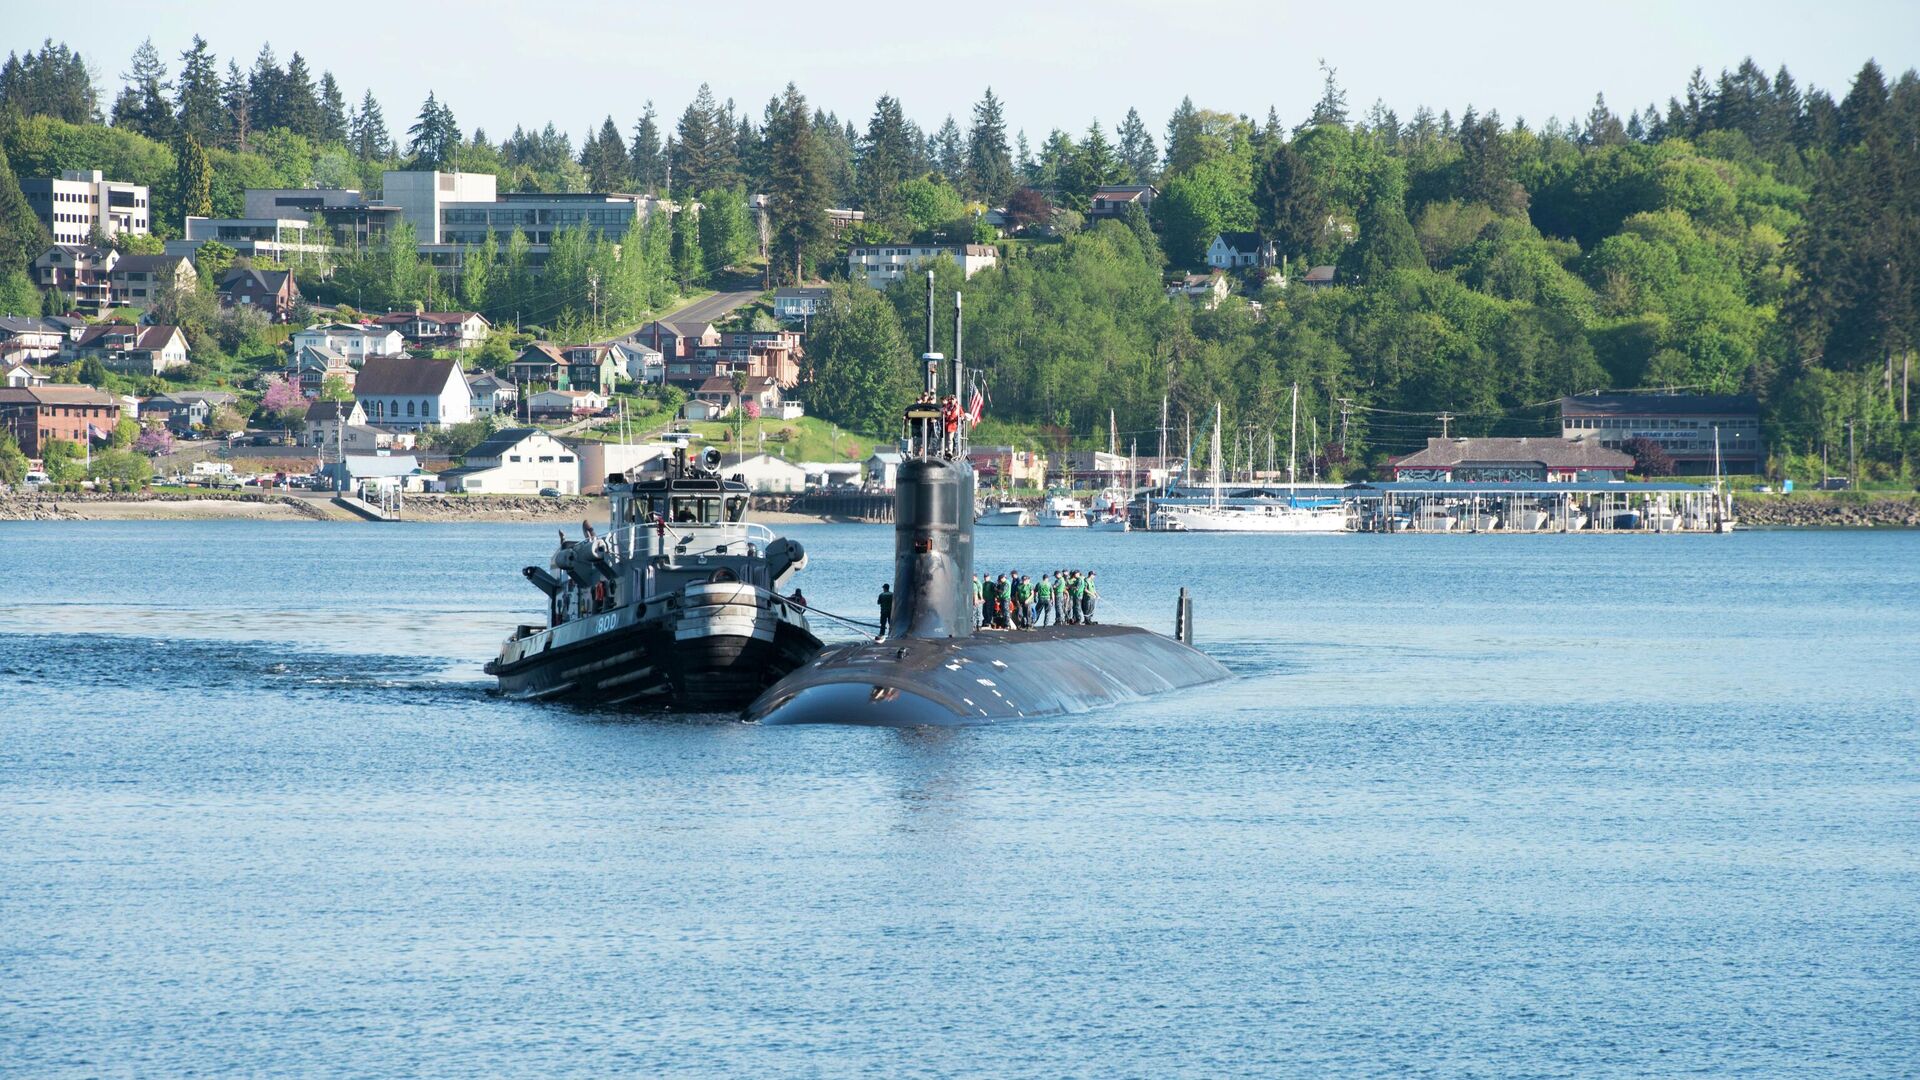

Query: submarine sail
[[746, 275, 1229, 726]]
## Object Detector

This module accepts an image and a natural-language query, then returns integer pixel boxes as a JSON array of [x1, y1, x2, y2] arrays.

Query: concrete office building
[[19, 171, 150, 245]]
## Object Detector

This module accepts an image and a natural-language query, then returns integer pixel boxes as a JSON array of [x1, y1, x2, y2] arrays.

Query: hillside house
[[290, 323, 406, 365], [217, 268, 301, 321], [1206, 232, 1277, 270], [31, 244, 117, 311], [63, 324, 190, 375], [302, 399, 368, 448], [352, 356, 472, 430], [107, 254, 196, 308], [468, 373, 518, 416], [0, 385, 120, 455], [1088, 185, 1157, 219], [440, 428, 581, 494], [375, 311, 491, 350], [527, 388, 609, 418]]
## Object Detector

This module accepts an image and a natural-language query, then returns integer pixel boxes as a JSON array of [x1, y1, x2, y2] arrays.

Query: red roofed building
[[0, 385, 121, 455]]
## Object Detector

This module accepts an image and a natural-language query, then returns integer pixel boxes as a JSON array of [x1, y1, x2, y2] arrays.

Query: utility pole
[[1437, 412, 1454, 439], [1848, 419, 1856, 485]]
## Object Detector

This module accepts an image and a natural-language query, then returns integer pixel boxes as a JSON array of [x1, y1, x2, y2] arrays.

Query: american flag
[[964, 384, 986, 425]]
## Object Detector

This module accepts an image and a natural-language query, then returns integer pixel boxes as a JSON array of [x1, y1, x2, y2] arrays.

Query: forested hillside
[[1, 36, 1915, 474]]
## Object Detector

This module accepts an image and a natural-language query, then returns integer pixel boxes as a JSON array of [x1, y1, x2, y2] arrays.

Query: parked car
[[538, 487, 562, 498]]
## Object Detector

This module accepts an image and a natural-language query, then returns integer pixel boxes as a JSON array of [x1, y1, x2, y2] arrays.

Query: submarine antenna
[[954, 290, 965, 445]]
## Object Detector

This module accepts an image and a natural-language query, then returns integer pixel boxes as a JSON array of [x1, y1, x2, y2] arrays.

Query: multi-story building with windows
[[19, 171, 149, 244], [0, 385, 121, 455], [1559, 393, 1762, 475], [846, 243, 998, 289]]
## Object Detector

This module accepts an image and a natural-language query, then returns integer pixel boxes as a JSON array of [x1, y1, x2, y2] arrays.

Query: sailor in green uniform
[[1081, 571, 1098, 624], [1015, 573, 1034, 629], [1063, 571, 1084, 624], [1035, 573, 1053, 627]]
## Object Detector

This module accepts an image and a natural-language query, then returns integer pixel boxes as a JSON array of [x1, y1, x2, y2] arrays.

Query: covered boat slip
[[1345, 481, 1734, 533]]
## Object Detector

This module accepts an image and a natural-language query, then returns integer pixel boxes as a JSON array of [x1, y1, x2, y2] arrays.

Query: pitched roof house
[[1206, 232, 1278, 270], [507, 342, 568, 386], [375, 311, 492, 349], [288, 343, 358, 395], [32, 244, 118, 311], [107, 254, 196, 307], [290, 322, 406, 364], [1389, 437, 1633, 483], [1089, 184, 1157, 218], [439, 428, 581, 494], [63, 323, 191, 375], [0, 384, 121, 454], [217, 268, 301, 321], [351, 356, 473, 430]]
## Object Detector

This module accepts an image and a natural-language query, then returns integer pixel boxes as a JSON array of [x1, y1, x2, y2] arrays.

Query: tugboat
[[486, 446, 822, 709]]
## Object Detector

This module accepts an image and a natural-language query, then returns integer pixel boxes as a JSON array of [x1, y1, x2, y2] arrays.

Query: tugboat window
[[725, 496, 748, 521]]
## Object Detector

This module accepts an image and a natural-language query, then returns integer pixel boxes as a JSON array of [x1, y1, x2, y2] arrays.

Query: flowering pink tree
[[133, 426, 174, 456], [743, 399, 761, 419], [260, 373, 307, 413]]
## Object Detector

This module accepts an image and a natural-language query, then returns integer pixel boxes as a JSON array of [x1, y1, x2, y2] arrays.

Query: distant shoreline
[[0, 492, 844, 525], [4, 492, 1916, 528]]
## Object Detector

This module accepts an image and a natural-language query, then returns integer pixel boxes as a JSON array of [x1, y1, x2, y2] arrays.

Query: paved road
[[626, 272, 765, 336]]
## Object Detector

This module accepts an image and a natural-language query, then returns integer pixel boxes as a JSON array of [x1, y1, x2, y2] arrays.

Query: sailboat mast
[[1288, 382, 1299, 487], [1211, 402, 1223, 508]]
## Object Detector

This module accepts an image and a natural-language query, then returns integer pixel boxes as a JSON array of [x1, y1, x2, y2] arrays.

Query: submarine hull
[[746, 623, 1231, 726]]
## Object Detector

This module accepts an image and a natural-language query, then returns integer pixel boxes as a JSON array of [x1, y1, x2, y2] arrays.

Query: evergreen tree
[[407, 93, 461, 168], [932, 115, 965, 183], [813, 110, 856, 208], [629, 103, 665, 193], [317, 72, 349, 144], [584, 116, 628, 191], [1581, 93, 1628, 146], [1339, 185, 1426, 282], [0, 40, 98, 124], [350, 90, 390, 161], [1306, 61, 1349, 129], [174, 36, 223, 145], [1164, 96, 1204, 176], [220, 60, 251, 151], [1115, 107, 1157, 184], [1058, 122, 1121, 209], [112, 39, 174, 141], [1254, 141, 1326, 259], [966, 88, 1015, 205], [0, 145, 50, 274], [674, 84, 725, 194], [858, 94, 916, 233], [176, 135, 213, 220], [247, 46, 284, 133], [279, 52, 322, 139], [763, 83, 831, 284]]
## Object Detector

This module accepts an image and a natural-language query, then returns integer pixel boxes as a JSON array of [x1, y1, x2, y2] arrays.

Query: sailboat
[[1156, 393, 1349, 533]]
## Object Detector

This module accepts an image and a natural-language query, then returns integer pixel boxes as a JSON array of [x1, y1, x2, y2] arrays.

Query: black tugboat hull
[[489, 599, 822, 711], [746, 623, 1230, 726]]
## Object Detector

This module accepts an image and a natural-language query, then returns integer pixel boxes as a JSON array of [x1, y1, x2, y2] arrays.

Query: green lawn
[[675, 416, 882, 463]]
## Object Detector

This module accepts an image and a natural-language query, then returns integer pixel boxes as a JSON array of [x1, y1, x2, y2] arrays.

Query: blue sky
[[10, 0, 1915, 147]]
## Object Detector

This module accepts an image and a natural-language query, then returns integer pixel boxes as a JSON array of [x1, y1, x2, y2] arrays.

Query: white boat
[[1160, 502, 1348, 533], [1160, 403, 1348, 533], [976, 499, 1030, 527], [1035, 494, 1090, 527]]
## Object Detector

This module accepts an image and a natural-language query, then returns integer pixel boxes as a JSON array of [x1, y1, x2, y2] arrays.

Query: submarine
[[745, 279, 1231, 727]]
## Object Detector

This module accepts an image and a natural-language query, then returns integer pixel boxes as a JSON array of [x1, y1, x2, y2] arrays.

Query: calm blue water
[[2, 522, 1917, 1076]]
